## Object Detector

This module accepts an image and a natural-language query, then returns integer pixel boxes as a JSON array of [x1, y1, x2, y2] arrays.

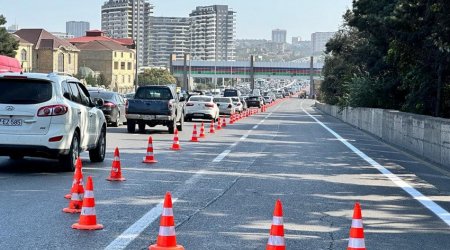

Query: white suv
[[0, 73, 107, 171]]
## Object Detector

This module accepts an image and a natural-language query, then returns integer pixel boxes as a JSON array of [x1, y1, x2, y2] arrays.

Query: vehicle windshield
[[0, 79, 52, 104], [248, 96, 260, 100], [135, 88, 173, 100], [231, 97, 240, 102], [89, 91, 114, 101]]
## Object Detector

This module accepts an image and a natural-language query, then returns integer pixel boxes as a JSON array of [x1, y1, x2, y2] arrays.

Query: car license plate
[[143, 115, 156, 120], [0, 118, 23, 126]]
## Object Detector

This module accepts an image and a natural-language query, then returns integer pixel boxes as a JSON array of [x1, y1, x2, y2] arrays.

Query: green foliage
[[0, 15, 19, 57], [138, 68, 176, 86], [85, 74, 97, 87], [322, 0, 450, 118], [97, 73, 108, 87]]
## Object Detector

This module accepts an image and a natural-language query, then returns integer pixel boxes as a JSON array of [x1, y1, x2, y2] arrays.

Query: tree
[[85, 74, 98, 87], [138, 68, 177, 86], [97, 73, 108, 88], [0, 15, 19, 57]]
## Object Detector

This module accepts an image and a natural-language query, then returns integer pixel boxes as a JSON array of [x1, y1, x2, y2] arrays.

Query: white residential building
[[311, 32, 336, 54]]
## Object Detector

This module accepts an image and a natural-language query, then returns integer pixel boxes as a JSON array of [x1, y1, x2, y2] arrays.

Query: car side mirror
[[95, 98, 104, 107]]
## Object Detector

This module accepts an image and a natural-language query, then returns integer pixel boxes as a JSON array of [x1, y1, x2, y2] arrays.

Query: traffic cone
[[266, 199, 285, 250], [143, 136, 158, 164], [199, 122, 206, 138], [149, 192, 184, 250], [72, 176, 104, 230], [107, 147, 126, 181], [65, 158, 83, 199], [217, 117, 222, 130], [347, 202, 366, 250], [63, 158, 84, 213], [209, 120, 215, 134], [222, 117, 227, 127], [170, 129, 181, 151], [190, 124, 199, 142]]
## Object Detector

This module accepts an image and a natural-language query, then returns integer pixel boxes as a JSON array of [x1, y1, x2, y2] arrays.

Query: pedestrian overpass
[[170, 60, 323, 80]]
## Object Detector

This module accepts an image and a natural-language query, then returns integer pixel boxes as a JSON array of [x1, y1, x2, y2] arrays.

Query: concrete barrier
[[315, 102, 450, 168]]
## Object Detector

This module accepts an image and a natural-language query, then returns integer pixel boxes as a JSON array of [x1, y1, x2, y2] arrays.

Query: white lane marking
[[106, 105, 281, 249], [213, 150, 231, 163], [301, 104, 450, 227], [253, 125, 259, 129]]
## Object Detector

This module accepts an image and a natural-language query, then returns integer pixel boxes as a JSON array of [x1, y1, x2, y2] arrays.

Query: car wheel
[[127, 120, 136, 133], [168, 119, 175, 134], [138, 122, 146, 133], [89, 127, 106, 162], [112, 112, 120, 127], [177, 114, 184, 131], [9, 154, 24, 160], [59, 130, 80, 172]]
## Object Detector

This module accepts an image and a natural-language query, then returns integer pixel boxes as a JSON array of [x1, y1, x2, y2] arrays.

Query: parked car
[[89, 90, 127, 127], [126, 85, 184, 134], [231, 97, 244, 113], [263, 95, 273, 104], [213, 97, 236, 115], [0, 72, 107, 171], [246, 96, 264, 108], [184, 95, 220, 121]]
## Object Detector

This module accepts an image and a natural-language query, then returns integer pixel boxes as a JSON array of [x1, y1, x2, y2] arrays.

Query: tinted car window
[[0, 79, 52, 104], [248, 97, 260, 101], [231, 97, 240, 102], [77, 84, 90, 106], [61, 81, 72, 101], [214, 98, 231, 103], [223, 89, 239, 97], [135, 88, 173, 100], [189, 96, 211, 102], [89, 91, 115, 101]]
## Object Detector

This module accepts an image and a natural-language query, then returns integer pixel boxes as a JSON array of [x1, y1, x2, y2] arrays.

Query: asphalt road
[[1, 98, 450, 249]]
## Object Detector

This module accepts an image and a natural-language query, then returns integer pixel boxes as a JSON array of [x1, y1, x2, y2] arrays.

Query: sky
[[1, 0, 353, 40]]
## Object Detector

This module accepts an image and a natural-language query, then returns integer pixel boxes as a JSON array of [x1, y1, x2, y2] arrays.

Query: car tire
[[177, 114, 184, 131], [138, 122, 146, 133], [112, 112, 120, 127], [89, 127, 106, 163], [59, 131, 80, 172], [168, 119, 175, 134], [127, 120, 136, 133]]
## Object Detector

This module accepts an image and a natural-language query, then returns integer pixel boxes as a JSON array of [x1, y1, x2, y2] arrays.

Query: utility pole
[[309, 56, 314, 99], [134, 0, 140, 91]]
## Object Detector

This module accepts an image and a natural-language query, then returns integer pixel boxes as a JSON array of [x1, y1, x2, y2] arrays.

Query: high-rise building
[[189, 5, 236, 61], [292, 36, 302, 45], [150, 17, 191, 67], [272, 29, 287, 43], [66, 21, 90, 37], [311, 32, 336, 54], [101, 0, 153, 67]]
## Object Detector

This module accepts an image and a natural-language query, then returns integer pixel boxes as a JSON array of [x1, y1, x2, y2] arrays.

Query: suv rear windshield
[[0, 79, 52, 104], [214, 98, 231, 103], [248, 96, 260, 101], [223, 89, 239, 97], [189, 96, 211, 102], [135, 87, 173, 100], [89, 91, 114, 101]]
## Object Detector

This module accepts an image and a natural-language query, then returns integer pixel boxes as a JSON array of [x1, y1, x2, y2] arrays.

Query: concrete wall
[[316, 103, 450, 168]]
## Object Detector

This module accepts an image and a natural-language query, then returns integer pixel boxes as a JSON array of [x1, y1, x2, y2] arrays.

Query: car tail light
[[228, 104, 232, 108], [103, 102, 117, 108], [186, 102, 194, 106], [49, 135, 63, 142], [37, 105, 68, 117], [205, 103, 214, 108]]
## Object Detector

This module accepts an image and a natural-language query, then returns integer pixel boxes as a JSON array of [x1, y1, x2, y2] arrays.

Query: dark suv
[[246, 96, 264, 108]]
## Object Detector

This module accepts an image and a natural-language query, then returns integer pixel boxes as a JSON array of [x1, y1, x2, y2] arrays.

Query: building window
[[127, 62, 132, 70], [128, 75, 131, 83], [121, 62, 125, 70], [114, 52, 117, 57], [114, 61, 118, 70], [121, 52, 124, 58], [58, 53, 64, 72], [68, 54, 71, 64], [21, 49, 27, 61]]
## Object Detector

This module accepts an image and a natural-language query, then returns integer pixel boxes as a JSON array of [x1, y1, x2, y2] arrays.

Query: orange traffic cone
[[209, 120, 215, 134], [143, 136, 158, 164], [65, 159, 83, 199], [190, 124, 199, 142], [72, 176, 104, 230], [63, 158, 84, 213], [149, 192, 184, 250], [266, 199, 285, 250], [230, 114, 235, 124], [222, 117, 227, 127], [199, 122, 206, 138], [347, 202, 366, 250], [171, 129, 181, 150], [217, 117, 222, 130], [107, 147, 126, 181]]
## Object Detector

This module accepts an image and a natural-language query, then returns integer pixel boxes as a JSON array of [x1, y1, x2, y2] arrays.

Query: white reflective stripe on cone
[[71, 193, 83, 201], [158, 226, 176, 236], [272, 216, 283, 225], [267, 235, 285, 246], [351, 219, 363, 228], [348, 238, 365, 248], [162, 208, 173, 216], [114, 156, 120, 161], [84, 190, 94, 198], [81, 207, 96, 216]]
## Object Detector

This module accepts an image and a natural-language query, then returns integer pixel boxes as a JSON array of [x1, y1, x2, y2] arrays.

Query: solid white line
[[253, 125, 259, 129], [213, 150, 231, 163], [240, 134, 249, 140], [302, 105, 450, 227]]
